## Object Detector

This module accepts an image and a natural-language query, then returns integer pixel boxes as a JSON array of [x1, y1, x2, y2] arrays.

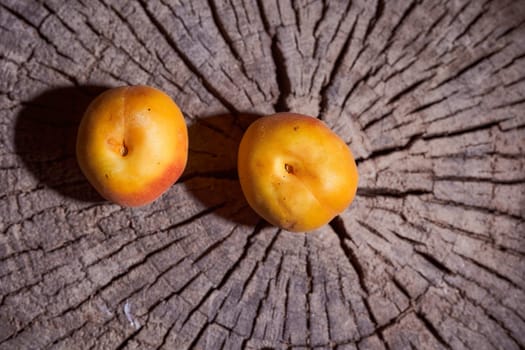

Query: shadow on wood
[[182, 113, 263, 227], [14, 86, 110, 203]]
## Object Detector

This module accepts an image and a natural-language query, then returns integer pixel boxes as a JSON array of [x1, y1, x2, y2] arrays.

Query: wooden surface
[[1, 0, 525, 349]]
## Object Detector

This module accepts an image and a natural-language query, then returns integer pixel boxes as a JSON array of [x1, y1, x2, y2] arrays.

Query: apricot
[[238, 113, 358, 232], [76, 85, 188, 207]]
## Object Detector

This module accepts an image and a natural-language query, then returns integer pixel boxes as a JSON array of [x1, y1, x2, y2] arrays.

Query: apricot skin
[[76, 85, 188, 207], [238, 113, 358, 232]]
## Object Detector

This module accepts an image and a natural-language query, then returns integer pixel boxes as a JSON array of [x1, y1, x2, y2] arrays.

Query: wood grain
[[1, 0, 524, 349]]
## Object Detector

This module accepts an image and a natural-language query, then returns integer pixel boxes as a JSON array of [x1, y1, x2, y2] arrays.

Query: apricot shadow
[[182, 113, 263, 227], [15, 85, 110, 203]]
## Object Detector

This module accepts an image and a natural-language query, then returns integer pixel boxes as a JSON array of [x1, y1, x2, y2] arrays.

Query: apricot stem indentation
[[120, 142, 128, 157]]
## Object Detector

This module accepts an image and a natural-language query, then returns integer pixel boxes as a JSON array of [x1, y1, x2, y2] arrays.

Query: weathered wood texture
[[1, 0, 524, 349]]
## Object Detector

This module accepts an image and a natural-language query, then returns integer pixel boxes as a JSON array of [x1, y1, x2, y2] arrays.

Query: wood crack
[[270, 34, 292, 113], [329, 217, 369, 295], [414, 311, 452, 349], [137, 0, 238, 114]]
